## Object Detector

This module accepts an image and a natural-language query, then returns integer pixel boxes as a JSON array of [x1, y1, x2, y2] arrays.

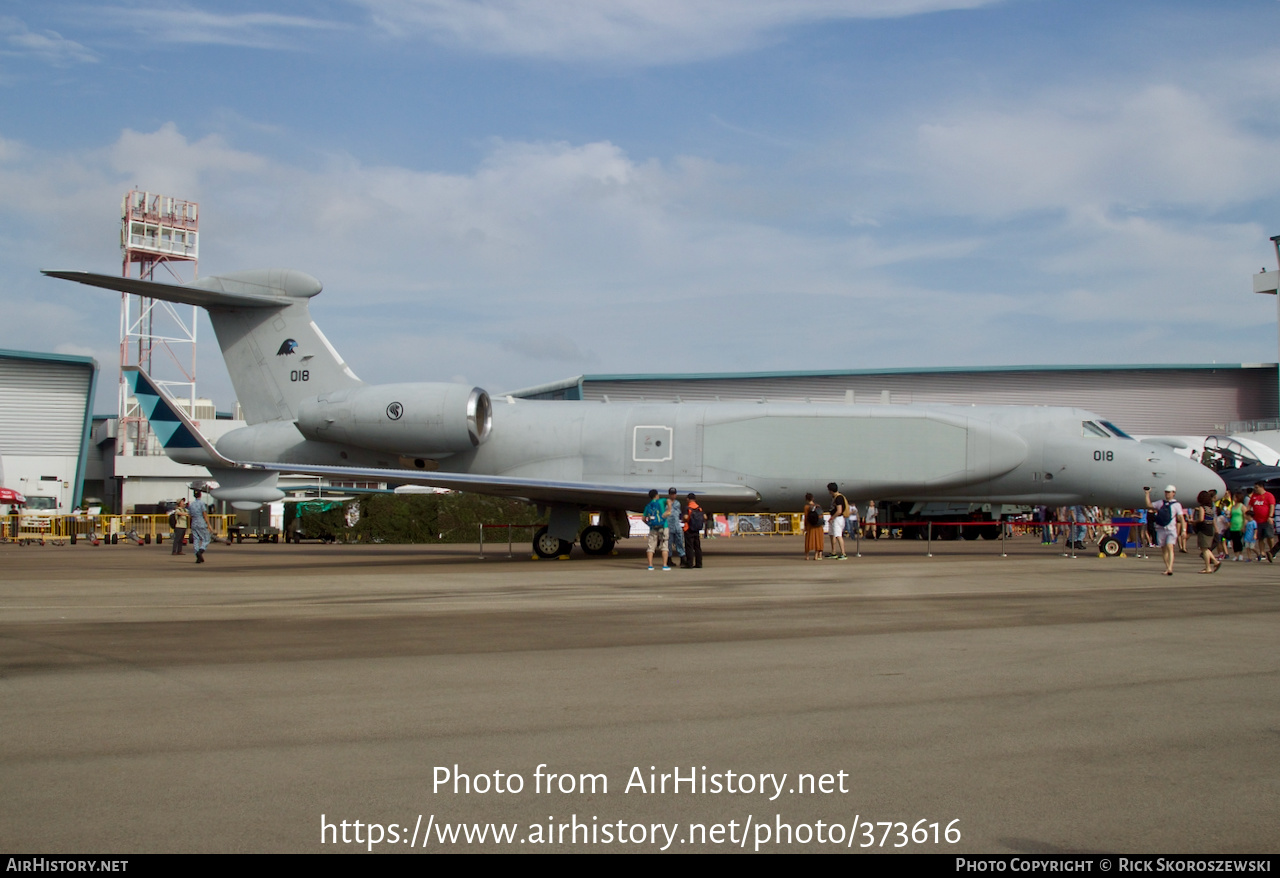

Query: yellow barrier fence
[[731, 513, 802, 536], [1, 514, 238, 545]]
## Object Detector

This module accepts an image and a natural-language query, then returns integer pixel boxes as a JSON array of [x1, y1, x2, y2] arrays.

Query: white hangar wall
[[0, 350, 97, 511]]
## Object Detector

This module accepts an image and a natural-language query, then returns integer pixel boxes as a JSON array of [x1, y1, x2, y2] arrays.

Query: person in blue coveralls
[[189, 488, 211, 564]]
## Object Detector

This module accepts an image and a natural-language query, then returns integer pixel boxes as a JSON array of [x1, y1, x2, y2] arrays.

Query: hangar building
[[7, 352, 1280, 513], [512, 364, 1280, 438], [0, 350, 98, 511]]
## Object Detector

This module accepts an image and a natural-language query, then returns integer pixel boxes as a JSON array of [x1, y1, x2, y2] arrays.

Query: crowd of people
[[1037, 482, 1276, 575], [793, 480, 1278, 574], [643, 479, 1279, 573], [803, 483, 862, 561], [642, 488, 705, 570], [643, 481, 883, 566], [1136, 481, 1276, 575]]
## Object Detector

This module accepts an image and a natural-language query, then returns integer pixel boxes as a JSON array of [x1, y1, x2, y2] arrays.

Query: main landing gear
[[578, 525, 616, 556], [531, 524, 619, 558], [532, 526, 572, 558]]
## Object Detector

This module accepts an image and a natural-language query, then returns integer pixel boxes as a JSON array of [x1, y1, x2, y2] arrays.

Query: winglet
[[124, 367, 237, 467]]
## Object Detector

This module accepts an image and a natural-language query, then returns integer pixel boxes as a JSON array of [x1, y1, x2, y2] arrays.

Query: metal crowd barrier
[[715, 515, 1144, 559], [1, 512, 1147, 558], [466, 516, 1144, 561], [478, 523, 543, 559], [807, 517, 1142, 559]]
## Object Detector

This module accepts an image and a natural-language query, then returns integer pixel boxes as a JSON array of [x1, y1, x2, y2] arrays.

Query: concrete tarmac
[[1, 535, 1277, 854]]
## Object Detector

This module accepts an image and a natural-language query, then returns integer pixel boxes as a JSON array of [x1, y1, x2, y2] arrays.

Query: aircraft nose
[[1170, 454, 1227, 501]]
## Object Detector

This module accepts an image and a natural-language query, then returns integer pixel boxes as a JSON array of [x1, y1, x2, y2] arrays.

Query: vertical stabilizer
[[43, 268, 366, 426], [192, 270, 364, 424]]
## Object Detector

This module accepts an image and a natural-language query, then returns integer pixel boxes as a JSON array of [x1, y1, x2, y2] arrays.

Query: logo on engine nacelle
[[386, 402, 404, 420]]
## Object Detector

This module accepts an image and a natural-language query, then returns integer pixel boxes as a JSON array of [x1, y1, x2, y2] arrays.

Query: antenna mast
[[118, 190, 200, 455]]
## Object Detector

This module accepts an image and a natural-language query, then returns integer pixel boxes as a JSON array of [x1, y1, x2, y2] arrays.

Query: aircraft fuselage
[[213, 396, 1222, 512]]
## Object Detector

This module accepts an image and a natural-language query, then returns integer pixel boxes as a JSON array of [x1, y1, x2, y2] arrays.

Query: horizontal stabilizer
[[43, 270, 292, 309]]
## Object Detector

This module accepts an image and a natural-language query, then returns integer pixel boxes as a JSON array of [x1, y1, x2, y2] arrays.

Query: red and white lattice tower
[[119, 189, 200, 455]]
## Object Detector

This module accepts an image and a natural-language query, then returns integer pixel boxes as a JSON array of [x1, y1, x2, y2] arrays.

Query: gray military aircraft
[[45, 268, 1225, 556]]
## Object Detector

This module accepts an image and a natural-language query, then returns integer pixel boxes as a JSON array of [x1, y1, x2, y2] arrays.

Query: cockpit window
[[1100, 421, 1133, 439], [1202, 435, 1261, 470], [1082, 421, 1109, 438]]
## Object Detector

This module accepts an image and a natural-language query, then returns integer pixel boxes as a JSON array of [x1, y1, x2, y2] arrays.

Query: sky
[[4, 0, 1280, 413]]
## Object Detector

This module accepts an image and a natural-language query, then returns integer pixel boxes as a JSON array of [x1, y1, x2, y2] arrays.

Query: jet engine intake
[[295, 382, 492, 456]]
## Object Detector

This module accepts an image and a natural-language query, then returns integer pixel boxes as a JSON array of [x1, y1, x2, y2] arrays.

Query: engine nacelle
[[207, 468, 286, 510], [295, 383, 492, 456]]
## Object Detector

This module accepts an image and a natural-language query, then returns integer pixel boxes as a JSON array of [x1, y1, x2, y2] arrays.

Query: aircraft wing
[[234, 459, 762, 511]]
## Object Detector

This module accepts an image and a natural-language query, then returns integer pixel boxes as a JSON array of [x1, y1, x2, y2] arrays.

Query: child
[[1244, 518, 1259, 562], [1215, 507, 1229, 561]]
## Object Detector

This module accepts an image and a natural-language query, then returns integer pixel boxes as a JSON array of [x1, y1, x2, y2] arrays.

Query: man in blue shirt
[[189, 488, 212, 564], [643, 489, 669, 571], [665, 488, 685, 568]]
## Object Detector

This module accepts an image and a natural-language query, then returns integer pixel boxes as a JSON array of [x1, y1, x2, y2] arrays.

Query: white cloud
[[0, 135, 25, 162], [109, 123, 266, 198], [1, 117, 1277, 415], [0, 16, 96, 65], [501, 333, 598, 364], [42, 0, 1000, 63], [86, 5, 342, 48], [910, 85, 1280, 218], [355, 0, 1004, 63]]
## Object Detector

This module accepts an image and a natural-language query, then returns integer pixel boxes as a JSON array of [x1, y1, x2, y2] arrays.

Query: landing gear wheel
[[533, 526, 573, 559], [1099, 535, 1123, 557], [579, 525, 615, 556]]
